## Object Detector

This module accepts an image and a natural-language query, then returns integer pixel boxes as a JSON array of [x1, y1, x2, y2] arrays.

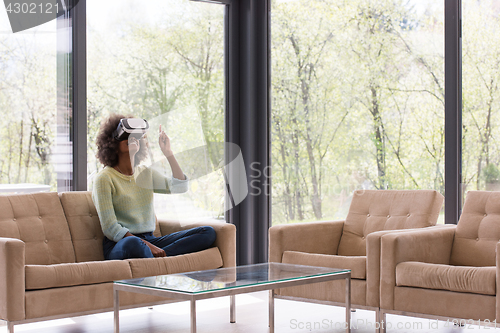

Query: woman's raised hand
[[159, 125, 173, 157], [158, 125, 185, 180]]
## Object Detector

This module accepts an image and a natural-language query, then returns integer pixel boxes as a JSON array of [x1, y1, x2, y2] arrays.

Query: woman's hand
[[159, 125, 173, 157], [143, 240, 166, 257], [124, 232, 167, 257], [158, 125, 186, 180]]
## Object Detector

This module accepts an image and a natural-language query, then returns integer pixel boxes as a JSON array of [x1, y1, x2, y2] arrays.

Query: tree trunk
[[370, 86, 386, 189], [305, 138, 322, 218], [24, 123, 33, 183], [16, 119, 24, 183], [300, 63, 322, 219], [276, 117, 294, 221], [7, 125, 12, 183], [478, 93, 493, 189], [295, 188, 304, 221], [292, 129, 304, 220]]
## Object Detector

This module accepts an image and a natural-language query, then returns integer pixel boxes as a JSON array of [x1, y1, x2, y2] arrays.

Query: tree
[[462, 0, 500, 191], [271, 0, 445, 224]]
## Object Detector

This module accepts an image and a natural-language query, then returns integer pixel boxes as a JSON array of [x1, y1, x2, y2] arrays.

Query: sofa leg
[[7, 322, 14, 333], [375, 309, 381, 333], [376, 310, 386, 333]]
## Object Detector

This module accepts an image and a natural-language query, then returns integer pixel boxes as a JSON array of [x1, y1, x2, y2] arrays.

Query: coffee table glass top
[[115, 262, 349, 294]]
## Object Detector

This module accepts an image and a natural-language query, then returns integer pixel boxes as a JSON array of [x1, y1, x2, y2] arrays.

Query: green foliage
[[483, 163, 500, 184], [0, 31, 57, 189], [271, 0, 445, 223], [462, 0, 500, 191]]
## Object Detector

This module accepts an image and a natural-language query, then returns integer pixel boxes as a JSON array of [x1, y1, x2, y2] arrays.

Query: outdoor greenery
[[0, 27, 57, 187], [0, 0, 499, 223], [271, 0, 445, 223]]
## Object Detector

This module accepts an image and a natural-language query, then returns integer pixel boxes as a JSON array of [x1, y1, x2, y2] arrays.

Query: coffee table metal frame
[[113, 264, 351, 333]]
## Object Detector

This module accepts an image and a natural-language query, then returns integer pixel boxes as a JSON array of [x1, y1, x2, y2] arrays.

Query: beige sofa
[[380, 191, 500, 329], [0, 191, 236, 333], [269, 190, 444, 319]]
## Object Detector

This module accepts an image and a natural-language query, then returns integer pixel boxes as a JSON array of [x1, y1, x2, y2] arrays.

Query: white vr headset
[[113, 118, 149, 141]]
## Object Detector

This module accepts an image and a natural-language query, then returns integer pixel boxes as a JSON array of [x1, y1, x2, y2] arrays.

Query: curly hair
[[95, 113, 149, 167]]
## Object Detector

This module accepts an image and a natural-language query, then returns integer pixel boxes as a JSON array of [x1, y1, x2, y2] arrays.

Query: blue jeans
[[103, 226, 216, 260]]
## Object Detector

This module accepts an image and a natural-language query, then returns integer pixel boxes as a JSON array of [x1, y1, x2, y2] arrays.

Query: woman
[[92, 114, 216, 260]]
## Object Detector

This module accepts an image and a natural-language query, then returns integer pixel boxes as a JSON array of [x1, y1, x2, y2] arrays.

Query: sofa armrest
[[268, 220, 345, 263], [379, 225, 456, 310], [366, 228, 418, 307], [365, 225, 451, 307], [496, 242, 500, 321], [157, 219, 236, 268], [0, 237, 25, 321]]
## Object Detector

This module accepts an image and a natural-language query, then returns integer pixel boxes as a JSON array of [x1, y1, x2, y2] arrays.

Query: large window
[[462, 0, 500, 193], [271, 0, 444, 224], [87, 0, 225, 221], [0, 9, 72, 192]]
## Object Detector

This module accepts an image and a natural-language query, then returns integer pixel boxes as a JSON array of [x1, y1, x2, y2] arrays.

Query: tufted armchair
[[269, 190, 444, 317], [379, 191, 500, 329]]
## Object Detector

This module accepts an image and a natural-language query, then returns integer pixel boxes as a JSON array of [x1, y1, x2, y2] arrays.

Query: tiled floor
[[1, 291, 498, 333]]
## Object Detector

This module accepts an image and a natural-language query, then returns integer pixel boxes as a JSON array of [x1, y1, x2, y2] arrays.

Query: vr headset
[[113, 118, 149, 141]]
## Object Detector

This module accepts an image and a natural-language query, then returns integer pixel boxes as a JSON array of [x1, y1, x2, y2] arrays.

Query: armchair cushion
[[338, 190, 443, 256], [396, 262, 496, 296], [25, 260, 132, 290], [282, 251, 366, 279]]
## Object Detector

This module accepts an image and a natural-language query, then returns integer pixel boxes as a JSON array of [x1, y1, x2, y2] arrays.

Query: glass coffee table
[[113, 262, 351, 333]]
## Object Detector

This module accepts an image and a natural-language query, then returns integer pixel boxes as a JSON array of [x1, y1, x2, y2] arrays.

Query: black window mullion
[[226, 0, 270, 265], [444, 0, 462, 224], [71, 0, 87, 191]]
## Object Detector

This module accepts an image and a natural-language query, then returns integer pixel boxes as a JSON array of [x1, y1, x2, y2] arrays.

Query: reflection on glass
[[271, 0, 444, 224], [87, 0, 225, 220], [462, 0, 500, 195]]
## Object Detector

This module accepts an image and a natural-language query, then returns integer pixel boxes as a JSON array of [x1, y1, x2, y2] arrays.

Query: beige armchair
[[269, 190, 444, 317], [380, 191, 500, 329]]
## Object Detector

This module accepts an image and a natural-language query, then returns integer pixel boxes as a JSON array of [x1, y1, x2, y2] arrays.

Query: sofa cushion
[[127, 247, 223, 278], [60, 191, 105, 262], [25, 283, 174, 320], [396, 261, 496, 295], [60, 191, 162, 262], [282, 250, 366, 279], [450, 191, 500, 267], [337, 190, 443, 256], [25, 260, 132, 290], [0, 192, 76, 265]]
